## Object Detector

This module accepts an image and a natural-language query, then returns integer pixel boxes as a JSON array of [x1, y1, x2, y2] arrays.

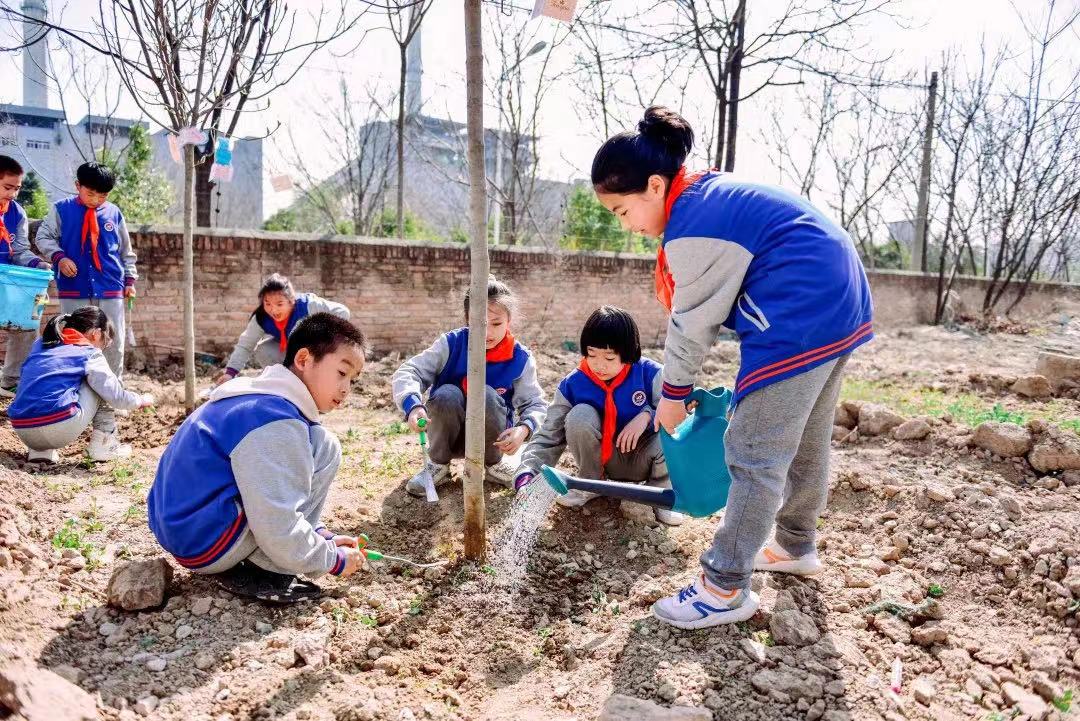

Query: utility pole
[[462, 0, 488, 560], [912, 70, 938, 273]]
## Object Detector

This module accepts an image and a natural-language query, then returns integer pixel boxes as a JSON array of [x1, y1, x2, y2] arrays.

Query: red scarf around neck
[[577, 358, 632, 469], [0, 199, 11, 250], [78, 200, 103, 271], [60, 328, 94, 346], [655, 166, 709, 312], [274, 316, 290, 353], [460, 332, 516, 393]]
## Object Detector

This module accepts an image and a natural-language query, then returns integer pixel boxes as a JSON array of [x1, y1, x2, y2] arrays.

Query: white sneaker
[[554, 489, 599, 508], [753, 539, 823, 575], [652, 574, 761, 630], [654, 508, 686, 526], [87, 430, 133, 462], [27, 448, 58, 464], [406, 460, 451, 498], [485, 457, 519, 488], [0, 384, 15, 399]]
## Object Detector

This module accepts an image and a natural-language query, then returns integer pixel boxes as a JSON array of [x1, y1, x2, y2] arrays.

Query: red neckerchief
[[0, 199, 11, 251], [461, 332, 516, 393], [577, 359, 632, 469], [78, 199, 102, 271], [60, 328, 94, 346], [655, 167, 709, 312], [274, 316, 290, 354]]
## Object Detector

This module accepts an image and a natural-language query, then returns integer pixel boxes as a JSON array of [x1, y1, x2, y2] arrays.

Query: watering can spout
[[541, 466, 676, 509]]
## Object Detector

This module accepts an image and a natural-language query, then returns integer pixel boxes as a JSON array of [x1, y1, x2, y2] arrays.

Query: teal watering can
[[542, 387, 733, 518]]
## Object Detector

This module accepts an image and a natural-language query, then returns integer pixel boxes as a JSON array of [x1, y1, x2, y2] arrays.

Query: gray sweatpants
[[565, 404, 669, 487], [701, 355, 848, 590], [426, 384, 509, 466], [14, 381, 113, 451], [196, 424, 341, 576], [59, 298, 125, 434], [1, 328, 37, 387]]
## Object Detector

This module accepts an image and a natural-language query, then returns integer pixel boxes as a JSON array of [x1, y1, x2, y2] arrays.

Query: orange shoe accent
[[763, 547, 791, 564], [700, 574, 737, 599]]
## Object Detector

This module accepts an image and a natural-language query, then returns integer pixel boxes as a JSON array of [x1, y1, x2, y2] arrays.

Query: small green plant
[[139, 636, 157, 649], [52, 519, 85, 550], [123, 504, 145, 523], [481, 564, 497, 576], [381, 421, 409, 436], [1052, 689, 1073, 712], [79, 456, 95, 470], [752, 630, 775, 647], [1061, 419, 1080, 436], [358, 614, 378, 628], [927, 583, 945, 599], [408, 597, 424, 616], [537, 627, 554, 639], [816, 517, 824, 530]]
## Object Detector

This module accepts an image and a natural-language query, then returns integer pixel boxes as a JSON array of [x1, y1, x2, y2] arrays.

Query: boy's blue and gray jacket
[[35, 198, 137, 299], [661, 173, 873, 405], [225, 293, 351, 373], [391, 327, 547, 435], [0, 199, 42, 267], [518, 358, 663, 477], [148, 365, 348, 577], [8, 340, 144, 428]]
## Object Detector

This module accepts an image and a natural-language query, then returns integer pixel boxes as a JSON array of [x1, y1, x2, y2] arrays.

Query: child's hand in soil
[[654, 397, 689, 434], [494, 425, 528, 454], [407, 407, 429, 433], [137, 393, 155, 408], [618, 410, 652, 453], [58, 258, 78, 277], [340, 547, 365, 577]]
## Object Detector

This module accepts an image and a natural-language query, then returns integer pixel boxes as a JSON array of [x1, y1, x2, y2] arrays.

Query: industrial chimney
[[22, 0, 49, 109]]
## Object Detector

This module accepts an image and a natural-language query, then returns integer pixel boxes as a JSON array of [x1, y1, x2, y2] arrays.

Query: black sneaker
[[211, 560, 322, 605]]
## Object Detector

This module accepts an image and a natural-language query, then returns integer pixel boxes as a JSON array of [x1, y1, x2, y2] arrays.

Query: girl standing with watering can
[[590, 106, 873, 629]]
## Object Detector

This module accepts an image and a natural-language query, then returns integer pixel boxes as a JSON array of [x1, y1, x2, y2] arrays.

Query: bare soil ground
[[2, 320, 1080, 721]]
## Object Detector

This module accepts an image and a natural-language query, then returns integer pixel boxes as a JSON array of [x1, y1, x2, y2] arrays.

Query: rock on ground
[[598, 694, 711, 721], [857, 403, 906, 436], [106, 558, 173, 611], [894, 419, 931, 441], [750, 667, 825, 701], [1029, 427, 1080, 473], [0, 659, 97, 721], [1012, 375, 1053, 399], [1035, 351, 1080, 393], [1001, 682, 1050, 721], [769, 609, 821, 646], [834, 404, 857, 429], [972, 422, 1034, 458]]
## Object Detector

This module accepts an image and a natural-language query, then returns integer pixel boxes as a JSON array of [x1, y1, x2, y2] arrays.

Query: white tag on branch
[[531, 0, 577, 22]]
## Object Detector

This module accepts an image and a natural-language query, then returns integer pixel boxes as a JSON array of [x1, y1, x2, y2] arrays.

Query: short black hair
[[284, 312, 367, 367], [580, 306, 641, 363], [0, 155, 24, 179], [75, 161, 116, 193]]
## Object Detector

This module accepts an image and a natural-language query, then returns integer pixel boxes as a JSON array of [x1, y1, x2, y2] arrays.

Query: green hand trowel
[[542, 386, 733, 518]]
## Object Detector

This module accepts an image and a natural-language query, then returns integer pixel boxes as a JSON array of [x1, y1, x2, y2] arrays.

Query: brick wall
[[5, 226, 1080, 364]]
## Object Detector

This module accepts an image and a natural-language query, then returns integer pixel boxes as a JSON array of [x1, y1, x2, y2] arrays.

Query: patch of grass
[[80, 497, 104, 533], [122, 504, 145, 523], [1061, 419, 1080, 436], [481, 564, 497, 576], [51, 518, 101, 567], [407, 596, 424, 616], [537, 626, 554, 639], [927, 583, 945, 599], [358, 614, 378, 628], [380, 421, 409, 436], [1053, 689, 1073, 712]]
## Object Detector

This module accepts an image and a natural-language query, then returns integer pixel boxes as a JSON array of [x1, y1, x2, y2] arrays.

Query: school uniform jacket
[[35, 198, 137, 299], [0, 199, 42, 267], [660, 172, 873, 406], [391, 327, 547, 435], [7, 338, 143, 428], [225, 293, 351, 374], [518, 358, 663, 477], [147, 365, 347, 577]]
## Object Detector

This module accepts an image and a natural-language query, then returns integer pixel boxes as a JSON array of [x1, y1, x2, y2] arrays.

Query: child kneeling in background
[[148, 313, 367, 603], [515, 306, 684, 526], [8, 308, 154, 464]]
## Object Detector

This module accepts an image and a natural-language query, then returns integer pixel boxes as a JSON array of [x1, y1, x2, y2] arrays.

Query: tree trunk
[[713, 51, 727, 168], [396, 44, 407, 242], [723, 0, 746, 172], [195, 153, 213, 228], [182, 144, 197, 412], [462, 0, 488, 561]]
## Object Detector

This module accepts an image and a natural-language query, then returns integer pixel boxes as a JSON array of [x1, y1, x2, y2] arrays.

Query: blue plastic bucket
[[0, 264, 51, 330]]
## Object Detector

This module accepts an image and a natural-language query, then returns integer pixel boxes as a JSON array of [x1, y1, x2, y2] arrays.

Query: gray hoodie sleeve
[[517, 388, 572, 477], [510, 355, 547, 437], [226, 317, 269, 373], [661, 237, 753, 393], [8, 211, 41, 267], [391, 335, 450, 417], [34, 205, 62, 262], [84, 352, 144, 410], [116, 214, 137, 282], [230, 419, 342, 577], [307, 295, 350, 320]]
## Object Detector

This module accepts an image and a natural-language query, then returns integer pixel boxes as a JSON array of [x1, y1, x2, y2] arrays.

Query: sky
[[0, 0, 1067, 219]]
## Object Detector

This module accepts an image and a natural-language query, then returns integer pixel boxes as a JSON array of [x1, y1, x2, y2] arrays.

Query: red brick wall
[[4, 227, 1080, 364]]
